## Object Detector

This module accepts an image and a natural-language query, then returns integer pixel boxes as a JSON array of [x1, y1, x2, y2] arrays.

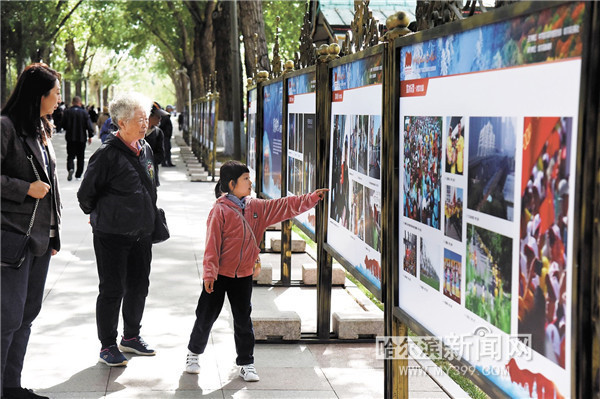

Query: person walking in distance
[[62, 96, 94, 181], [157, 102, 174, 167], [185, 160, 328, 381], [1, 63, 63, 399]]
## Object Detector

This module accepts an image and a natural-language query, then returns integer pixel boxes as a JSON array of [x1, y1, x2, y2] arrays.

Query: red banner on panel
[[400, 79, 429, 97], [332, 90, 344, 102], [288, 95, 295, 104]]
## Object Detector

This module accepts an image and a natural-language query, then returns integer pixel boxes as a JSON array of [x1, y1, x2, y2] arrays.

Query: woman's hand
[[204, 279, 215, 294], [313, 188, 329, 200], [28, 180, 50, 199]]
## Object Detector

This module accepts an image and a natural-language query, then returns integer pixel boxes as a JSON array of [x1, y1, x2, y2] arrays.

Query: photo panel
[[357, 115, 369, 175], [350, 181, 365, 241], [518, 116, 572, 368], [368, 115, 382, 180], [288, 113, 296, 152], [303, 114, 316, 193], [467, 117, 517, 222], [445, 116, 466, 175], [444, 185, 464, 242], [349, 115, 359, 172], [465, 223, 513, 334], [403, 116, 443, 230], [443, 248, 462, 304], [403, 230, 418, 277], [420, 237, 442, 291], [330, 114, 349, 229], [364, 186, 381, 252]]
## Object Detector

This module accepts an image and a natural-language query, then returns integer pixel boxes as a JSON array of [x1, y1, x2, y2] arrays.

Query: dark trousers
[[66, 140, 86, 178], [162, 136, 172, 166], [188, 275, 254, 365], [1, 246, 51, 392], [93, 234, 152, 349]]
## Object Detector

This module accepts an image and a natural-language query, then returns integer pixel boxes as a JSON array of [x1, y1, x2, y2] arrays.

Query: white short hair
[[108, 91, 152, 125]]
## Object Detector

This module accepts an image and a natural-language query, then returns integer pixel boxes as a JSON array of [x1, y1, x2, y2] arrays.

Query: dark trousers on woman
[[93, 233, 152, 349], [1, 246, 51, 392], [66, 140, 86, 178], [188, 275, 254, 365]]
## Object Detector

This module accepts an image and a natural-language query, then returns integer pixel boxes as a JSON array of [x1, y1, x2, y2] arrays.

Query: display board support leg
[[281, 219, 292, 286]]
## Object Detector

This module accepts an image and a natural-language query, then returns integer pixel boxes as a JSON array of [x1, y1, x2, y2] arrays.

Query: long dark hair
[[215, 160, 250, 198], [1, 63, 61, 139]]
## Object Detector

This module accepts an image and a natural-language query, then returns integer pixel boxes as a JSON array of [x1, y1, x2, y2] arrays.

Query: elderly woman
[[77, 92, 158, 367], [1, 63, 62, 399]]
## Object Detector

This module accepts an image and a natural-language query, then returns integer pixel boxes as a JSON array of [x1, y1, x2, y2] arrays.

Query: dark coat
[[145, 126, 165, 166], [62, 105, 94, 142], [159, 115, 173, 139], [77, 133, 156, 238], [1, 116, 62, 255]]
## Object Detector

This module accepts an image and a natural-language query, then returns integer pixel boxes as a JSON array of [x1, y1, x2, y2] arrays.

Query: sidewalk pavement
[[19, 127, 458, 398]]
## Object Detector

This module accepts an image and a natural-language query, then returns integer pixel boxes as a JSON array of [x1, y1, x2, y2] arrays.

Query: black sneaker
[[99, 344, 128, 366], [2, 387, 49, 399], [119, 335, 156, 356], [67, 169, 74, 181]]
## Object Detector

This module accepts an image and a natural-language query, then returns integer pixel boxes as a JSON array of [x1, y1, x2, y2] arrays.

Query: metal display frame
[[386, 2, 599, 398]]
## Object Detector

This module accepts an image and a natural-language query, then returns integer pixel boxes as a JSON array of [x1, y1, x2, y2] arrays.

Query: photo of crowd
[[368, 115, 382, 180], [247, 113, 256, 175], [350, 182, 365, 241], [288, 113, 304, 154], [330, 114, 349, 229], [443, 249, 462, 304], [364, 187, 381, 252], [348, 115, 369, 174], [403, 116, 442, 230], [420, 237, 441, 291], [403, 231, 418, 277], [466, 224, 513, 334], [445, 116, 465, 175], [303, 114, 317, 194], [518, 117, 572, 368], [467, 117, 516, 221], [444, 185, 463, 242]]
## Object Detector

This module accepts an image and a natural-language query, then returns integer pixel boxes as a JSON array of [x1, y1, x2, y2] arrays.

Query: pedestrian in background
[[185, 160, 328, 381], [145, 102, 166, 185], [1, 62, 63, 399], [77, 91, 158, 368], [158, 103, 174, 167], [62, 96, 94, 181], [96, 106, 110, 136]]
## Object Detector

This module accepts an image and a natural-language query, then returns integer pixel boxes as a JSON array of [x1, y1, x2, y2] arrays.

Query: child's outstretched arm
[[259, 188, 329, 228]]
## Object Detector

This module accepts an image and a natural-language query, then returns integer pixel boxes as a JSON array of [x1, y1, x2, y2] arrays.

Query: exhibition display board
[[396, 2, 586, 397], [287, 71, 317, 238], [262, 80, 284, 199], [327, 51, 384, 295], [247, 87, 258, 186]]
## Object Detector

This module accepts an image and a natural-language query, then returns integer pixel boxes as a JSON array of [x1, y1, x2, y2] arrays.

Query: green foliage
[[263, 1, 307, 62]]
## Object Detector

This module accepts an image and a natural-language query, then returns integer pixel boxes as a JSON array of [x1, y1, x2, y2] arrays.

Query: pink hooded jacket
[[203, 192, 321, 281]]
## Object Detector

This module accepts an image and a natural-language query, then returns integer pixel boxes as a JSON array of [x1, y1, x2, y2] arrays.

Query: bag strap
[[110, 142, 157, 206], [219, 202, 259, 249], [19, 136, 41, 237]]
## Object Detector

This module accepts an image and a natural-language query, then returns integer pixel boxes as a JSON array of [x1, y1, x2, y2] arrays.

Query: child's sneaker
[[185, 351, 201, 374], [119, 336, 156, 356], [99, 344, 128, 367], [239, 364, 260, 382]]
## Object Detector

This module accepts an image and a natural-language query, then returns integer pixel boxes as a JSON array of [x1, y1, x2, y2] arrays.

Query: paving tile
[[219, 367, 331, 391], [308, 343, 384, 369], [321, 367, 383, 398], [223, 389, 337, 398]]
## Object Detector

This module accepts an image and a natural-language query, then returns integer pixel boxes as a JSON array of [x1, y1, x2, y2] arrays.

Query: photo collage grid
[[287, 113, 316, 197], [401, 115, 572, 365], [330, 113, 382, 253]]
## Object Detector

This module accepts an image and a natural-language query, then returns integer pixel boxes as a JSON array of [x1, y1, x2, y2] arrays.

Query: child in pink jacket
[[186, 160, 327, 381]]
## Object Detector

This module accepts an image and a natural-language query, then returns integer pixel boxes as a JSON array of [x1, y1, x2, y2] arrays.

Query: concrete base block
[[270, 237, 306, 253], [302, 263, 346, 286], [190, 173, 209, 182], [252, 310, 301, 340], [332, 311, 383, 339], [252, 263, 272, 285]]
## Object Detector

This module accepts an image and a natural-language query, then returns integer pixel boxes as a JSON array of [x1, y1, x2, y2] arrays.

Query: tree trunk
[[213, 1, 233, 122], [238, 0, 271, 81]]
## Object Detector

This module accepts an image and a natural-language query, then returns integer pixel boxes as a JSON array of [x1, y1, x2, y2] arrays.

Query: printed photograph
[[403, 230, 418, 277], [403, 116, 442, 229], [443, 249, 461, 304], [518, 117, 572, 368], [288, 157, 295, 195], [444, 185, 463, 242], [303, 114, 317, 193], [364, 186, 381, 252], [420, 237, 441, 291], [467, 117, 517, 221], [368, 115, 382, 180], [247, 114, 256, 172], [466, 224, 513, 333], [295, 113, 304, 153], [294, 158, 303, 195], [288, 113, 297, 152], [330, 114, 349, 229], [357, 115, 369, 175], [351, 181, 365, 241], [445, 116, 465, 175]]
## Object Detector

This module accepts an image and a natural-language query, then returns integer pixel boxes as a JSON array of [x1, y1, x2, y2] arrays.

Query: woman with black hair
[[1, 63, 62, 399]]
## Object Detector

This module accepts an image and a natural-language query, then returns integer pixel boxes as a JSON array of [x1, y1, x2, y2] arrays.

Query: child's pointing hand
[[313, 188, 329, 200]]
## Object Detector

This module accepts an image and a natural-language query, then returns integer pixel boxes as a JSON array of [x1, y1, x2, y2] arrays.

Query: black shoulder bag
[[1, 139, 42, 268], [121, 150, 170, 244]]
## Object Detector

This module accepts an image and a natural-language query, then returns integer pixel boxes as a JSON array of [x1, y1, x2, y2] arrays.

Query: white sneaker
[[239, 363, 260, 382], [185, 351, 200, 374]]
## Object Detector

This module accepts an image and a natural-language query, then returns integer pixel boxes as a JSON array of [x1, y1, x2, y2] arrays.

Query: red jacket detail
[[203, 192, 320, 281]]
